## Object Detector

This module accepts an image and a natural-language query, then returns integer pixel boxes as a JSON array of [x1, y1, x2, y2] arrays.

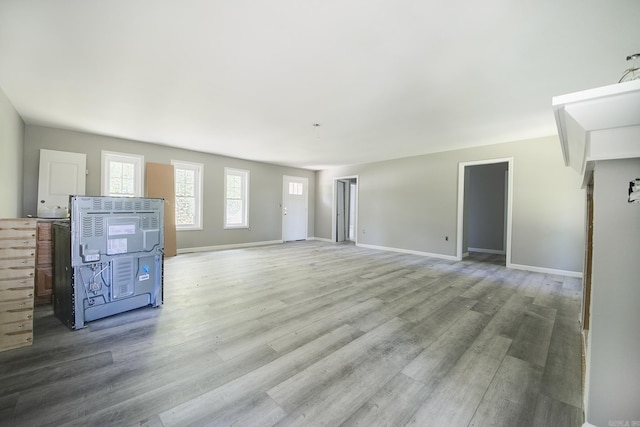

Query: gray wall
[[587, 158, 640, 426], [316, 135, 585, 273], [23, 125, 315, 250], [0, 87, 24, 218], [466, 162, 508, 252]]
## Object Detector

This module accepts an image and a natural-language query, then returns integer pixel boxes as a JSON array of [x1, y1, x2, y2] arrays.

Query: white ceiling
[[1, 0, 638, 170]]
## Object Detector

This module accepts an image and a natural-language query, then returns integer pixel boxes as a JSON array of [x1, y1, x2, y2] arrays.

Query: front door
[[37, 149, 87, 217], [282, 176, 308, 242]]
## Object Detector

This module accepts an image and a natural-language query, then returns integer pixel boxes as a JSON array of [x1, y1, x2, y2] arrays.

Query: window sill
[[176, 226, 203, 231]]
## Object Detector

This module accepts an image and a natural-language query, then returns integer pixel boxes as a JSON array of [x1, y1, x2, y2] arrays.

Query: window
[[289, 181, 304, 195], [171, 160, 203, 230], [101, 151, 144, 197], [224, 168, 249, 228]]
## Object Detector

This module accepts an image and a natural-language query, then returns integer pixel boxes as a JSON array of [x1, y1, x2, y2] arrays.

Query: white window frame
[[101, 151, 144, 197], [224, 167, 250, 229], [171, 160, 204, 231]]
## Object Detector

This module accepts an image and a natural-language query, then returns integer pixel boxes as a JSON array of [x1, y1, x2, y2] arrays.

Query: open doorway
[[333, 176, 358, 243], [456, 158, 513, 266]]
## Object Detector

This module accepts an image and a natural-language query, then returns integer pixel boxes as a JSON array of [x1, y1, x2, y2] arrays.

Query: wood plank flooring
[[0, 241, 584, 426]]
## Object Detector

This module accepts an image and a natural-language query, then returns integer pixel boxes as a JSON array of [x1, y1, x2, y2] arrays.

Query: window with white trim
[[172, 160, 203, 230], [101, 151, 144, 197], [289, 181, 304, 195], [224, 167, 249, 228]]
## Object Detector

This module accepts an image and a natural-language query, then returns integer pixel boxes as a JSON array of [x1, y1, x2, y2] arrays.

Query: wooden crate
[[35, 221, 54, 304], [0, 219, 36, 352]]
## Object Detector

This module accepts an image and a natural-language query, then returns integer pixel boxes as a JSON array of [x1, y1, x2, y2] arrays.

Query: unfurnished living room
[[1, 1, 639, 427]]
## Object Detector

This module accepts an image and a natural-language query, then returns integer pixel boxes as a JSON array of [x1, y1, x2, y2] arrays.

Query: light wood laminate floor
[[0, 241, 584, 426]]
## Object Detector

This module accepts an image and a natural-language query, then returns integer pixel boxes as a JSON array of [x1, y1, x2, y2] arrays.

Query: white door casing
[[456, 157, 513, 266], [336, 180, 346, 242], [332, 175, 358, 244], [349, 181, 357, 240], [37, 149, 87, 217], [282, 176, 308, 241]]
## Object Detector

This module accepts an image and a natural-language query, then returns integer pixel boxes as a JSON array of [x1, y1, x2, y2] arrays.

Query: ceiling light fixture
[[618, 53, 640, 83]]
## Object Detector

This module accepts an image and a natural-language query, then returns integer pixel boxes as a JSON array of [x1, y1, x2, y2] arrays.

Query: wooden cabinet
[[35, 221, 54, 305], [0, 218, 36, 352]]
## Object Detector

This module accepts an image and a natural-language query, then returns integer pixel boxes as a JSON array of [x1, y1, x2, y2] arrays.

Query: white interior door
[[282, 176, 308, 241], [37, 149, 87, 217]]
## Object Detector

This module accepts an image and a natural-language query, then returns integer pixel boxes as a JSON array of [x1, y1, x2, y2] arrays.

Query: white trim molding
[[171, 159, 204, 231], [224, 167, 250, 229], [508, 262, 583, 278], [101, 150, 144, 197], [331, 175, 359, 244], [177, 240, 283, 254], [357, 243, 458, 261], [456, 157, 514, 266], [467, 247, 506, 255]]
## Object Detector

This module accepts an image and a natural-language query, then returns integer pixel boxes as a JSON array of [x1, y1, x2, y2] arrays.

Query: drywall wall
[[316, 135, 585, 273], [587, 158, 640, 426], [0, 87, 24, 218], [23, 125, 315, 250], [466, 162, 508, 252]]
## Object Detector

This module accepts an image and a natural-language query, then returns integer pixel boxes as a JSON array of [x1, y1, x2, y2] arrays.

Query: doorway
[[456, 158, 513, 266], [333, 176, 358, 243]]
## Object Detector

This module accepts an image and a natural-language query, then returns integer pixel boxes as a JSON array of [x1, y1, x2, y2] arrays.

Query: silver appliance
[[53, 196, 164, 330]]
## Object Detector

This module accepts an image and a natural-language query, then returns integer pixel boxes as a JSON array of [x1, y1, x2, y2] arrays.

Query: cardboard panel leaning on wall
[[145, 162, 177, 257], [0, 87, 24, 218], [315, 135, 585, 274]]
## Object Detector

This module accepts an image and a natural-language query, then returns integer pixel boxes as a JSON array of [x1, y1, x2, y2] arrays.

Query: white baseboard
[[468, 247, 506, 255], [311, 237, 360, 244], [177, 241, 583, 279], [357, 243, 458, 261], [177, 240, 283, 254], [582, 423, 597, 427], [508, 262, 583, 278], [310, 237, 333, 243]]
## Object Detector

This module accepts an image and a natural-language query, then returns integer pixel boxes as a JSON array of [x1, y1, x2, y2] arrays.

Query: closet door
[[37, 149, 86, 217]]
